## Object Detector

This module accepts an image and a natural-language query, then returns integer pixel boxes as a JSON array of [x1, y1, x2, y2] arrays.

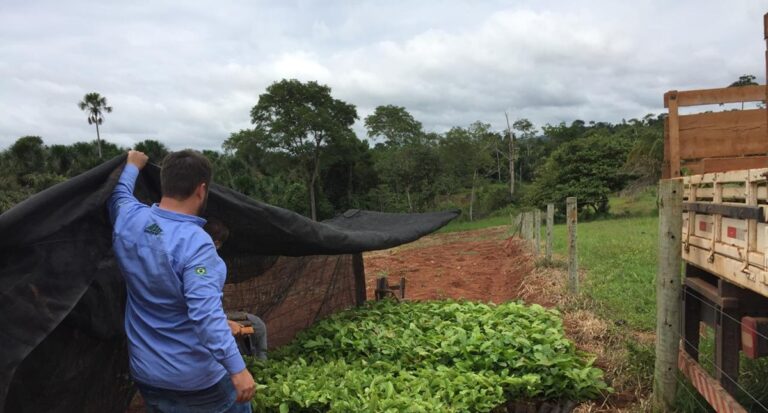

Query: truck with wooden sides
[[665, 13, 768, 412]]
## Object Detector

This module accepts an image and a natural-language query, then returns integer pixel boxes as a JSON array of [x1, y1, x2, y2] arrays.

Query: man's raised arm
[[107, 150, 149, 225]]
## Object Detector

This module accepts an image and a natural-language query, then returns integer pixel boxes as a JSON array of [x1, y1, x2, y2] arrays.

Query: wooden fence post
[[534, 209, 541, 256], [566, 197, 578, 293], [514, 213, 523, 238], [523, 212, 532, 241], [652, 179, 683, 412], [546, 204, 554, 262], [522, 212, 531, 241]]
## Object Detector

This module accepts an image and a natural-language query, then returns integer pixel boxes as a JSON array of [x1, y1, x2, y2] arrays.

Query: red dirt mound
[[364, 226, 534, 303]]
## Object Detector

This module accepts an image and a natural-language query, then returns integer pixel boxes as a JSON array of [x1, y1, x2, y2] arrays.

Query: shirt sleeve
[[107, 164, 143, 225], [182, 239, 246, 375]]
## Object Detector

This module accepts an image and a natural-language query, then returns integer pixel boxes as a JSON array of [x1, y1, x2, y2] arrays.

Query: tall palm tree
[[78, 92, 112, 159]]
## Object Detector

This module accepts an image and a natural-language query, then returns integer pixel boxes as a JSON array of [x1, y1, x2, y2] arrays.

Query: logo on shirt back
[[144, 223, 163, 236], [195, 267, 207, 276]]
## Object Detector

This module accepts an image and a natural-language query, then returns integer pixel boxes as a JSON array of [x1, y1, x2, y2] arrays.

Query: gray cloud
[[1, 0, 767, 151]]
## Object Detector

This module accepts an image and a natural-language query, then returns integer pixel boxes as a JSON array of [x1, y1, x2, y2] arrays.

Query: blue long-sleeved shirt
[[108, 164, 245, 391]]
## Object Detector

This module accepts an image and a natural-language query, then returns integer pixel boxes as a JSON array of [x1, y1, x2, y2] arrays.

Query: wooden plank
[[678, 350, 748, 413], [683, 160, 704, 176], [666, 85, 766, 107], [683, 202, 764, 220], [684, 245, 768, 298], [684, 277, 738, 309], [678, 109, 768, 160], [669, 93, 681, 178], [694, 187, 767, 200], [765, 12, 768, 41], [684, 234, 765, 270], [663, 118, 671, 179], [702, 156, 768, 173], [686, 168, 768, 186]]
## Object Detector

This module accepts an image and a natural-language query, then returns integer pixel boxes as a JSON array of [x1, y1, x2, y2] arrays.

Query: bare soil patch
[[365, 226, 533, 303]]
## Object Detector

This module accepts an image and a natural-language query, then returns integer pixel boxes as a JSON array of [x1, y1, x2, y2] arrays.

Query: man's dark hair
[[204, 217, 230, 244], [160, 150, 212, 199]]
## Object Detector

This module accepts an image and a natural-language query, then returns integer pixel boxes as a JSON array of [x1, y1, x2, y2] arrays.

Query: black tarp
[[0, 155, 458, 413]]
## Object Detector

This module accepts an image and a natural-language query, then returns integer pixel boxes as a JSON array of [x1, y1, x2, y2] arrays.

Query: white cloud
[[0, 0, 767, 150]]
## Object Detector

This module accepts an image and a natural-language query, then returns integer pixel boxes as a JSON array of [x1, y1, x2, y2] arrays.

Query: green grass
[[549, 216, 658, 330], [439, 215, 513, 233], [608, 187, 658, 217]]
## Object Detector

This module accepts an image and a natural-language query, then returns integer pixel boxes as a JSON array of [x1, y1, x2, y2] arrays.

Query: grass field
[[550, 216, 658, 330], [438, 215, 513, 233]]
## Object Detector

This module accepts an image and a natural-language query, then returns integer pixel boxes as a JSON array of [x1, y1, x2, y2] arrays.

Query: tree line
[[0, 78, 665, 220]]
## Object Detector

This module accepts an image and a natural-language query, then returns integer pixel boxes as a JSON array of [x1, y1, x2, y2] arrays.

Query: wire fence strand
[[675, 294, 768, 412]]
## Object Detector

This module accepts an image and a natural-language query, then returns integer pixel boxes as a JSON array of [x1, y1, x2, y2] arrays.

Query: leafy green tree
[[67, 140, 123, 174], [321, 131, 377, 212], [7, 136, 46, 177], [134, 139, 169, 165], [373, 141, 440, 212], [249, 79, 358, 220], [78, 92, 113, 159], [364, 105, 424, 146], [527, 132, 633, 215], [511, 118, 539, 184], [727, 74, 759, 109], [439, 123, 497, 220], [623, 114, 665, 184], [729, 74, 758, 87]]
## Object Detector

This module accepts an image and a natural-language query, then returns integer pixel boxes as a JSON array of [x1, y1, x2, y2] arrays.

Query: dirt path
[[364, 226, 533, 303]]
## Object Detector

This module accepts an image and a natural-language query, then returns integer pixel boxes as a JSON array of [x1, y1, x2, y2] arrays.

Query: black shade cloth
[[0, 155, 458, 413]]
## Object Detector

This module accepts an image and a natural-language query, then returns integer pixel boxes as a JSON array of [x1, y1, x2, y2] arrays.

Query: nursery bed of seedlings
[[248, 300, 609, 412]]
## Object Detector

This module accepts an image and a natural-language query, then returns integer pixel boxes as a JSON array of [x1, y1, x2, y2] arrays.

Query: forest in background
[[0, 78, 665, 220]]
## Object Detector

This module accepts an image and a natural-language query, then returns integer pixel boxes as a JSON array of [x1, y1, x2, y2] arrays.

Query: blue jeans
[[136, 375, 252, 413]]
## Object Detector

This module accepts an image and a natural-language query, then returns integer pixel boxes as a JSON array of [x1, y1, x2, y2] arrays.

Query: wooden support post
[[534, 209, 541, 257], [375, 277, 388, 301], [682, 265, 702, 361], [514, 213, 523, 238], [546, 204, 554, 262], [521, 213, 527, 240], [652, 179, 683, 412], [566, 197, 578, 293], [715, 280, 741, 396], [523, 212, 533, 241], [352, 253, 367, 306]]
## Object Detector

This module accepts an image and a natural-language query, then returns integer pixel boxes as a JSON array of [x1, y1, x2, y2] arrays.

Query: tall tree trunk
[[470, 169, 477, 221], [405, 187, 413, 212], [508, 133, 515, 196], [496, 147, 501, 182], [309, 146, 321, 221], [347, 165, 354, 207], [95, 122, 103, 159], [309, 182, 317, 220]]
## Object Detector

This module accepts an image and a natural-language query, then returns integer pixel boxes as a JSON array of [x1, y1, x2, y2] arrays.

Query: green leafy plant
[[248, 300, 609, 412]]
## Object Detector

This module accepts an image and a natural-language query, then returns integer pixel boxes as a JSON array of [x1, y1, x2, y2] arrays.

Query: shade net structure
[[0, 155, 458, 413]]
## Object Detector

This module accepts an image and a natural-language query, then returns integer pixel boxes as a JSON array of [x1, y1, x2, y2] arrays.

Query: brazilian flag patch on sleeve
[[194, 267, 207, 276]]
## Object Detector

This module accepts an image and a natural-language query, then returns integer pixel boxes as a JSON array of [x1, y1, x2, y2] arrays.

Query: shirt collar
[[151, 204, 207, 227]]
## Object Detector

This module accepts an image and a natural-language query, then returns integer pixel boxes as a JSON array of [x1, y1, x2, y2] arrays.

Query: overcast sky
[[1, 0, 767, 151]]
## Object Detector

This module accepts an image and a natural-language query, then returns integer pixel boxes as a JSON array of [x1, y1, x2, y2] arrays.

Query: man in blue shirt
[[108, 150, 255, 413]]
